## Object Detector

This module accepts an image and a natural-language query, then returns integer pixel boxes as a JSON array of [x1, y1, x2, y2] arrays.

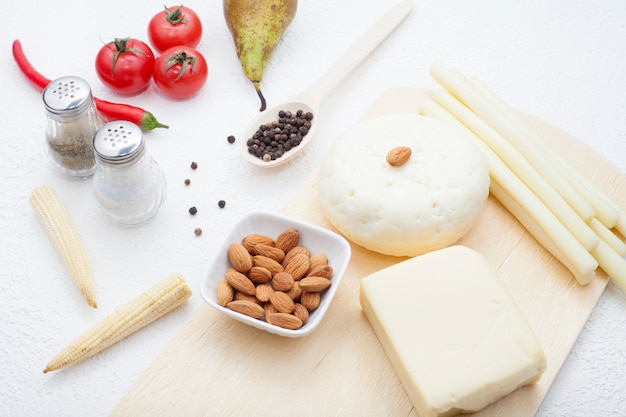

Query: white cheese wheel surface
[[318, 113, 489, 257]]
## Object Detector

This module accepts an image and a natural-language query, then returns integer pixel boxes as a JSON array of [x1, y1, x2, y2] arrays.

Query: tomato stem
[[110, 37, 150, 76], [164, 6, 187, 25], [164, 51, 197, 81]]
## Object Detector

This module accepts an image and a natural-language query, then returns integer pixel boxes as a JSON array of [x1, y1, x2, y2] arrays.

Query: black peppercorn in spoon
[[239, 0, 413, 168]]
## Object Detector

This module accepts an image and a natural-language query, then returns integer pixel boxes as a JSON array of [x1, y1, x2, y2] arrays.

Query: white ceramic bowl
[[200, 211, 351, 337]]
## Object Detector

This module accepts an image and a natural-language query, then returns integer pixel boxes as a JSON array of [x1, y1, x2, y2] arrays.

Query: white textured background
[[1, 0, 625, 416]]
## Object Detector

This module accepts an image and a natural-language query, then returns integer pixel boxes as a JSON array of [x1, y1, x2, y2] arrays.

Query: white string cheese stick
[[550, 151, 626, 237], [429, 62, 596, 222], [468, 76, 623, 231], [468, 73, 626, 289], [419, 98, 598, 284], [431, 87, 599, 252], [555, 163, 622, 231], [590, 241, 626, 291], [489, 180, 597, 286], [616, 217, 626, 240], [588, 218, 626, 257]]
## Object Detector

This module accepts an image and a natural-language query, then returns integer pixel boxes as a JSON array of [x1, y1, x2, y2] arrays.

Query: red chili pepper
[[11, 39, 168, 131], [93, 97, 168, 130]]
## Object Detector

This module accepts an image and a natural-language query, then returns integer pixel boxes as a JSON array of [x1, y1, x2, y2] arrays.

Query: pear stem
[[253, 81, 267, 112]]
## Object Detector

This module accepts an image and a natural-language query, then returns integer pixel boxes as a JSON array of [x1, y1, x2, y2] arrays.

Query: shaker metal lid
[[42, 76, 93, 118], [93, 121, 145, 165]]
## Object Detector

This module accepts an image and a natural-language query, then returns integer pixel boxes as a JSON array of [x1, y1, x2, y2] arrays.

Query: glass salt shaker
[[43, 76, 105, 178], [92, 121, 167, 225]]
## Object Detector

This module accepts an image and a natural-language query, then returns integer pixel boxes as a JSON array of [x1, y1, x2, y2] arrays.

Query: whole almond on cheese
[[307, 265, 334, 279], [248, 266, 273, 284], [228, 243, 254, 273], [284, 253, 310, 280], [217, 279, 234, 307], [386, 146, 412, 167], [272, 272, 295, 291], [227, 299, 265, 319], [282, 246, 311, 267], [300, 291, 321, 311], [255, 283, 274, 303], [293, 303, 309, 325], [242, 233, 275, 253], [225, 268, 256, 296], [275, 228, 299, 253], [270, 291, 295, 314], [254, 255, 284, 276], [267, 312, 303, 330], [254, 244, 285, 263], [299, 276, 332, 292]]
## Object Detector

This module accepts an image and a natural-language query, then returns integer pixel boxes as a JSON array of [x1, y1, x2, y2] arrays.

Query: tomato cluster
[[95, 5, 207, 100]]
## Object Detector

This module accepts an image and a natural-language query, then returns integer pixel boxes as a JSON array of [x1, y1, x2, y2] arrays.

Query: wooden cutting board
[[111, 88, 626, 417]]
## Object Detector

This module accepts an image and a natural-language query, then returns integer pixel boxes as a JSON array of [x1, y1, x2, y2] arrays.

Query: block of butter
[[360, 245, 546, 417]]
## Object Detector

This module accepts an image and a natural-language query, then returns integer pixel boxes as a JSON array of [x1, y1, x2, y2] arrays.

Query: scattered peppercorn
[[218, 200, 226, 208], [194, 227, 202, 236], [246, 109, 314, 162], [227, 135, 236, 144], [190, 161, 198, 169], [189, 206, 198, 215], [184, 178, 191, 186]]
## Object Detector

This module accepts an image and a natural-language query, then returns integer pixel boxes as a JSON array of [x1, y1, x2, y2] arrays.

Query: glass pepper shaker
[[92, 121, 167, 225], [42, 76, 105, 178]]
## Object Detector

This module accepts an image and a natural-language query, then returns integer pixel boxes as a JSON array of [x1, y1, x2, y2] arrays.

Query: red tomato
[[95, 38, 155, 95], [152, 46, 208, 100], [148, 5, 203, 53]]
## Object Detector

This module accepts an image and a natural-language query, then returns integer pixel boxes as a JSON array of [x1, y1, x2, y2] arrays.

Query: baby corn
[[29, 185, 96, 308], [44, 274, 192, 373]]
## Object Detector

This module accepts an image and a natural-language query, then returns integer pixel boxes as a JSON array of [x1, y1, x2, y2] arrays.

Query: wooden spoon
[[239, 0, 413, 168]]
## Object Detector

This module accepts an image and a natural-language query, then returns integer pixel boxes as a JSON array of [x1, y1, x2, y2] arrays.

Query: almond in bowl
[[200, 211, 351, 337]]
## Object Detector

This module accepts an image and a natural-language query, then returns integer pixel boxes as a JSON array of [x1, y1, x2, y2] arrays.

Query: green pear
[[224, 0, 297, 111]]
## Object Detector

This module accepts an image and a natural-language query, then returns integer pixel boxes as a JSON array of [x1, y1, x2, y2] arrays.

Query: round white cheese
[[318, 113, 489, 257]]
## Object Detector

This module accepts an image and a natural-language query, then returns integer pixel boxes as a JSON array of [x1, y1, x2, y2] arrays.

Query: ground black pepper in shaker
[[42, 76, 105, 178]]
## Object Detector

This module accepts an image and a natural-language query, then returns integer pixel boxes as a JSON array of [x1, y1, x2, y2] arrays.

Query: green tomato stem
[[164, 5, 187, 25]]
